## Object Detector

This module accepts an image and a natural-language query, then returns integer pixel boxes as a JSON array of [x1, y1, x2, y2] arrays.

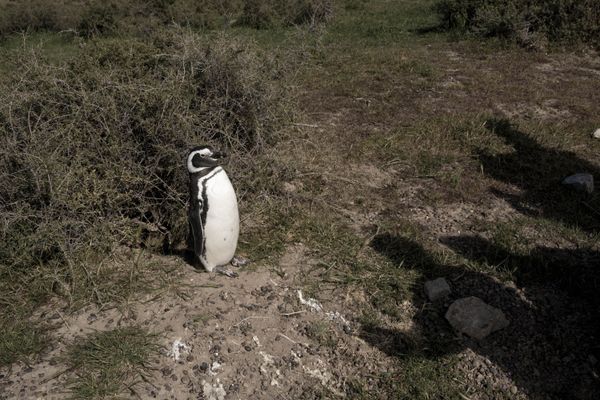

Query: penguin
[[187, 145, 246, 277]]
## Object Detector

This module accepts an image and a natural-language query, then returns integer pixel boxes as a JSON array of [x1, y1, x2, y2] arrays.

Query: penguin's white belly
[[199, 169, 239, 271]]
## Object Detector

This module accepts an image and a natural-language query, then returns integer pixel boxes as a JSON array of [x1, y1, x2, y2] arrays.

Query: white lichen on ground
[[297, 290, 323, 312], [168, 338, 190, 361], [202, 379, 226, 400]]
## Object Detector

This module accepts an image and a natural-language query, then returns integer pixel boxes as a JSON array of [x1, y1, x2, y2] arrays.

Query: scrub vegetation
[[0, 0, 598, 399], [0, 0, 334, 37], [436, 0, 600, 48], [0, 28, 287, 366]]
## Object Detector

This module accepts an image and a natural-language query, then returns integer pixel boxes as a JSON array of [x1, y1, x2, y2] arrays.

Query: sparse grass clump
[[0, 28, 287, 364], [436, 0, 600, 47], [66, 327, 158, 399], [0, 322, 46, 366]]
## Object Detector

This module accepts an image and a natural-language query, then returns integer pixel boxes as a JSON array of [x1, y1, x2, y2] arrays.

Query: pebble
[[562, 173, 594, 194], [424, 277, 451, 301], [445, 297, 509, 340], [591, 128, 600, 139], [199, 362, 209, 373]]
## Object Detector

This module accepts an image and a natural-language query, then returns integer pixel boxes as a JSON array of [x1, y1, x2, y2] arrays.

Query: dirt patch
[[0, 246, 389, 399]]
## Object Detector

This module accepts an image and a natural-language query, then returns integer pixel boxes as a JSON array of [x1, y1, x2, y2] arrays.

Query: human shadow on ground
[[361, 233, 599, 399], [478, 119, 600, 233], [442, 235, 600, 307]]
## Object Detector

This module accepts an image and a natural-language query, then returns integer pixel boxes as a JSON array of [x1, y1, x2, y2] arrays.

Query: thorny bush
[[0, 29, 286, 309]]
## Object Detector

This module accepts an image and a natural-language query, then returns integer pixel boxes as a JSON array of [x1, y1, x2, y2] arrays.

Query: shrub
[[0, 0, 334, 37], [238, 0, 334, 29], [0, 0, 84, 36], [166, 0, 241, 29], [436, 0, 600, 47], [0, 29, 286, 308]]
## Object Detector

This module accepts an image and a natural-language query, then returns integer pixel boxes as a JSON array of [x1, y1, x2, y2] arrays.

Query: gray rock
[[424, 277, 451, 301], [591, 128, 600, 139], [445, 296, 509, 340], [562, 173, 594, 194]]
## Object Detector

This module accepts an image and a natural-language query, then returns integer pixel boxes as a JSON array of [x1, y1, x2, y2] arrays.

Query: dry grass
[[0, 27, 289, 365]]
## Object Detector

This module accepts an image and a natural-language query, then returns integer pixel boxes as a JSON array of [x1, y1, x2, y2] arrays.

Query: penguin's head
[[187, 145, 228, 174]]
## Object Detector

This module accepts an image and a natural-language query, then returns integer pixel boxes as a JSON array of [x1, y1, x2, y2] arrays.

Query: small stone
[[282, 182, 297, 193], [510, 386, 518, 395], [445, 296, 509, 340], [591, 128, 600, 139], [562, 173, 594, 194], [199, 362, 209, 373], [424, 278, 451, 301]]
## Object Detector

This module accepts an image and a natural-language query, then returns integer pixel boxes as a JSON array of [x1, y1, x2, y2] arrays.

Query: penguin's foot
[[215, 265, 238, 278], [231, 255, 250, 268]]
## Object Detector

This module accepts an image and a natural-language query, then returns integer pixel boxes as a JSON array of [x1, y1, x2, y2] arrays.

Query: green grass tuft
[[66, 327, 159, 399], [0, 321, 47, 366]]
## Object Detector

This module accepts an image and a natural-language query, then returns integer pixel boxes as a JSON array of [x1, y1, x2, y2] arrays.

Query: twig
[[292, 123, 320, 128], [451, 270, 466, 282], [581, 201, 600, 218], [56, 310, 71, 329], [231, 316, 269, 328], [280, 310, 306, 317], [355, 225, 381, 257], [40, 367, 72, 384], [277, 333, 298, 345]]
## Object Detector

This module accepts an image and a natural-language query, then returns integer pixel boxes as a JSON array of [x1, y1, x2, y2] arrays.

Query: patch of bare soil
[[0, 246, 390, 399]]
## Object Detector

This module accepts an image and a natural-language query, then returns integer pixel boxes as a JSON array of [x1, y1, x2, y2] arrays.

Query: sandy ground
[[0, 244, 391, 399]]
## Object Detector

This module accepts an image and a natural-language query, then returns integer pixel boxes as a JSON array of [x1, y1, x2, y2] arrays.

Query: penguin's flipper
[[188, 208, 204, 264]]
